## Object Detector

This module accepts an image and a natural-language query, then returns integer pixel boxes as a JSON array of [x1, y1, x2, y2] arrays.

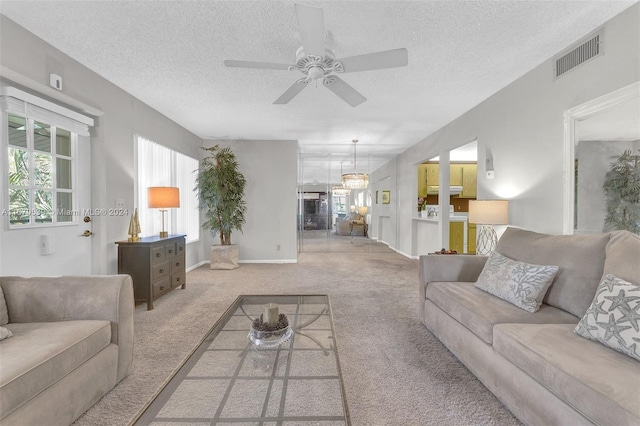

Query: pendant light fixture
[[342, 139, 369, 189], [332, 162, 351, 195]]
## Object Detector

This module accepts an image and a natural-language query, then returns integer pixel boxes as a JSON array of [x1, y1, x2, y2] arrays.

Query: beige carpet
[[73, 239, 520, 426]]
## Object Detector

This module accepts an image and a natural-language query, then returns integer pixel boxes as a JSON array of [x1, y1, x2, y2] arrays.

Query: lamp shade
[[468, 200, 508, 225], [358, 206, 368, 215], [148, 187, 180, 208]]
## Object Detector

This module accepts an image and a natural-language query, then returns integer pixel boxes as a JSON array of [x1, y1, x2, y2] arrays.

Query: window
[[136, 135, 199, 243], [5, 113, 75, 227]]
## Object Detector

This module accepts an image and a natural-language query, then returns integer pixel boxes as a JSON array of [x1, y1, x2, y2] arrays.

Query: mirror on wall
[[565, 82, 640, 235]]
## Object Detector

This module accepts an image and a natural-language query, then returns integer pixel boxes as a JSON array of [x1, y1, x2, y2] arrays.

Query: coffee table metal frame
[[132, 294, 350, 425]]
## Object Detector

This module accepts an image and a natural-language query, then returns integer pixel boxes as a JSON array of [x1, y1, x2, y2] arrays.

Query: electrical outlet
[[486, 170, 495, 179]]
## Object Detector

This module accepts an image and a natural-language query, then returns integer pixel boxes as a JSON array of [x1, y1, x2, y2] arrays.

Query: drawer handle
[[156, 253, 161, 258], [175, 262, 180, 266], [159, 269, 165, 273], [168, 249, 173, 254], [176, 277, 181, 282], [160, 286, 165, 291]]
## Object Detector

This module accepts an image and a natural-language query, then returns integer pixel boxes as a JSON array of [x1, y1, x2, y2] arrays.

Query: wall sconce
[[469, 200, 508, 255], [148, 187, 180, 238]]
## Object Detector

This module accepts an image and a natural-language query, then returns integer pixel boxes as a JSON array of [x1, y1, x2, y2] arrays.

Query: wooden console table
[[116, 235, 186, 310]]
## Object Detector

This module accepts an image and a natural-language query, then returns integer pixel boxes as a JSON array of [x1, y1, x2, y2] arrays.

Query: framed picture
[[382, 190, 390, 204], [375, 191, 379, 204]]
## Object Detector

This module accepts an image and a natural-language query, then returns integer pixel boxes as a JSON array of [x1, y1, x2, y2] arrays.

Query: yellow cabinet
[[426, 163, 439, 185], [468, 223, 477, 254], [449, 164, 464, 186], [418, 164, 428, 197], [460, 164, 477, 198], [449, 222, 465, 253]]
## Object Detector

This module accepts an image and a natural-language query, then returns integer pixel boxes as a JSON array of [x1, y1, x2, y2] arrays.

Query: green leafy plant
[[602, 149, 640, 234], [195, 144, 247, 245]]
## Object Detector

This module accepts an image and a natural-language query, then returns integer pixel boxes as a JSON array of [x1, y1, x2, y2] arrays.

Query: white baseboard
[[238, 259, 298, 264], [186, 261, 209, 272]]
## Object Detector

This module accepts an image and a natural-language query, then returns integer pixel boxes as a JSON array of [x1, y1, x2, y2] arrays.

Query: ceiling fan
[[223, 3, 408, 107]]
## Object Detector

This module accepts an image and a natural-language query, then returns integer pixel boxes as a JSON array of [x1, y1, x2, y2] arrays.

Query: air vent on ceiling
[[554, 29, 603, 78]]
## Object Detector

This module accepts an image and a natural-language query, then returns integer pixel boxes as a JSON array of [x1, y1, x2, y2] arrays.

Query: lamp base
[[476, 225, 498, 256], [159, 231, 168, 238]]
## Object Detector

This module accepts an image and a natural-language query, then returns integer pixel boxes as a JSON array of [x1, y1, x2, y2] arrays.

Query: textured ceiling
[[0, 1, 635, 184]]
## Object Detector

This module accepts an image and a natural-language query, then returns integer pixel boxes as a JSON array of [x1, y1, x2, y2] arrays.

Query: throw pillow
[[474, 251, 559, 313], [574, 274, 640, 361], [0, 326, 12, 341], [0, 287, 8, 325]]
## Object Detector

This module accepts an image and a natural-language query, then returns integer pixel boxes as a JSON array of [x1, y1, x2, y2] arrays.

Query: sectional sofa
[[419, 227, 640, 425], [0, 275, 134, 425]]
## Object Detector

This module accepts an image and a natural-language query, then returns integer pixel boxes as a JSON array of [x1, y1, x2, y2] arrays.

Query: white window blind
[[136, 135, 199, 243]]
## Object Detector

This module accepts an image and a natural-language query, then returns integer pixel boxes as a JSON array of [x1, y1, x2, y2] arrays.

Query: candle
[[263, 303, 279, 325]]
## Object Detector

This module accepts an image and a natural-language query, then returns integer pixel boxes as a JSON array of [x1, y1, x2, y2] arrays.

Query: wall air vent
[[554, 29, 603, 79]]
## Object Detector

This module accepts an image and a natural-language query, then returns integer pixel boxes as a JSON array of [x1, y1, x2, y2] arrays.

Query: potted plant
[[196, 144, 247, 269], [602, 149, 640, 234]]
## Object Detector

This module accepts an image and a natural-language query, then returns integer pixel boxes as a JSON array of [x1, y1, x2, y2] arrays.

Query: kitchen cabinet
[[449, 164, 464, 186], [418, 164, 428, 197], [460, 164, 477, 198], [468, 223, 477, 254], [116, 235, 186, 310], [449, 221, 465, 253]]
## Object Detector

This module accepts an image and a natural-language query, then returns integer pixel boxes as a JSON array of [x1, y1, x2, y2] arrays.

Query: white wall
[[370, 4, 640, 257], [203, 139, 298, 263], [0, 15, 205, 275]]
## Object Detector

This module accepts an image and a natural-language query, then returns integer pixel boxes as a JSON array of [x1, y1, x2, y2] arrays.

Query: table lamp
[[148, 187, 180, 238], [469, 200, 508, 256]]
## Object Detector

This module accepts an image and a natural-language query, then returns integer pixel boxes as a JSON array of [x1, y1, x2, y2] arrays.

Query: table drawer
[[151, 246, 166, 263], [165, 241, 177, 258], [152, 261, 170, 280], [172, 273, 186, 288], [153, 277, 171, 297], [171, 256, 185, 274]]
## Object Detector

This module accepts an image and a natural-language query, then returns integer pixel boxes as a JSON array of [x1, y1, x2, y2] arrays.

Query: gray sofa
[[0, 275, 134, 426], [419, 227, 640, 425]]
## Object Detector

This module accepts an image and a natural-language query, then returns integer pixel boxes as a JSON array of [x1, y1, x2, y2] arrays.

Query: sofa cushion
[[0, 286, 8, 325], [494, 323, 640, 426], [496, 227, 610, 318], [0, 320, 111, 418], [474, 251, 558, 313], [426, 281, 578, 344], [575, 274, 640, 361], [602, 230, 640, 284]]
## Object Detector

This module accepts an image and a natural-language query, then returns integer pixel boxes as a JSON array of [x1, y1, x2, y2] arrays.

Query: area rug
[[73, 249, 520, 426]]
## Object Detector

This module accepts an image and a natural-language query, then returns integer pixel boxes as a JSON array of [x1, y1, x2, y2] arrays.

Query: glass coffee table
[[133, 294, 350, 425]]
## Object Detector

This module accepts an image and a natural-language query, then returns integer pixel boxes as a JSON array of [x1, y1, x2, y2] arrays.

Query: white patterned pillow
[[0, 326, 12, 341], [0, 287, 8, 325], [474, 251, 559, 313], [574, 274, 640, 361]]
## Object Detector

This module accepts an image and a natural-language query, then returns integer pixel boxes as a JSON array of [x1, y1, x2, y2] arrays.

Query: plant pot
[[210, 244, 239, 270], [419, 210, 427, 218]]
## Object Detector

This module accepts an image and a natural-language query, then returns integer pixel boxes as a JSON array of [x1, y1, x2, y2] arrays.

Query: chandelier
[[332, 162, 351, 195], [342, 139, 369, 189]]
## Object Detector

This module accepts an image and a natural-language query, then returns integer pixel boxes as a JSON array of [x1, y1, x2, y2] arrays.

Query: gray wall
[[1, 15, 302, 275], [370, 4, 639, 256], [202, 139, 298, 263]]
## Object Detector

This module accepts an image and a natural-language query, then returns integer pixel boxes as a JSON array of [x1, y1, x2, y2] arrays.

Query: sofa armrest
[[418, 255, 488, 323], [0, 275, 134, 382]]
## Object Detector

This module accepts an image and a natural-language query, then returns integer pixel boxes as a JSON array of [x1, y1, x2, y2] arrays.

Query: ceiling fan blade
[[273, 80, 309, 104], [337, 48, 408, 73], [294, 3, 326, 56], [224, 60, 292, 71], [324, 76, 366, 107]]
